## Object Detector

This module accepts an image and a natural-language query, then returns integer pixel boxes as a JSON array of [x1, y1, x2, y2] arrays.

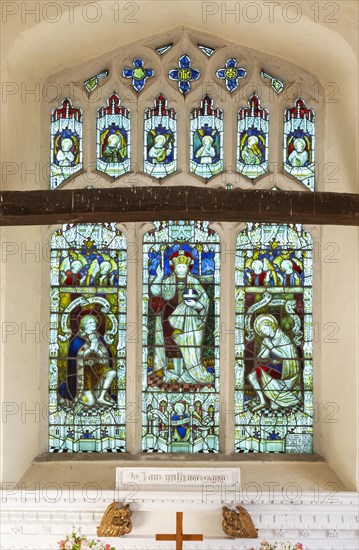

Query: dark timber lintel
[[0, 187, 358, 226]]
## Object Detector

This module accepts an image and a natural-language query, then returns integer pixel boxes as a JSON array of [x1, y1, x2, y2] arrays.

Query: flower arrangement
[[246, 542, 304, 550], [58, 531, 116, 550]]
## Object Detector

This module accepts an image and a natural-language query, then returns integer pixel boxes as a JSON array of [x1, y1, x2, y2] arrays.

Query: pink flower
[[58, 541, 66, 549], [104, 545, 112, 550]]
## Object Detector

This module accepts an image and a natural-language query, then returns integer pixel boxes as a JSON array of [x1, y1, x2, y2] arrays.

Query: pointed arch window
[[49, 223, 127, 452], [234, 223, 313, 453], [142, 221, 220, 453]]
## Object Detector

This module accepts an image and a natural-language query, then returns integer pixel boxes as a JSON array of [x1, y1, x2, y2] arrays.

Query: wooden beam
[[0, 187, 358, 226]]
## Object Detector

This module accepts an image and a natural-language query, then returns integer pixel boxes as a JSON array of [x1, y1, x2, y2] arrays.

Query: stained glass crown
[[171, 250, 193, 266]]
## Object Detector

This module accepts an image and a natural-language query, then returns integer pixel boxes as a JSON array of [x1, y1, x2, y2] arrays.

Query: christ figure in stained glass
[[150, 250, 213, 385]]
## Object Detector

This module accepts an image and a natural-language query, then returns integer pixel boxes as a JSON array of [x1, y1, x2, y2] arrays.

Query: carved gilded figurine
[[97, 502, 132, 537], [222, 505, 258, 539]]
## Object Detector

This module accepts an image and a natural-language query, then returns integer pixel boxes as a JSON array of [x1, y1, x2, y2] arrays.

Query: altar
[[1, 467, 358, 549]]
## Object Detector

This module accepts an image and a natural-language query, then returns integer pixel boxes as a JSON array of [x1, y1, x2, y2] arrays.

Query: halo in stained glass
[[190, 95, 224, 179], [237, 94, 269, 180], [168, 54, 200, 95], [49, 223, 127, 452], [50, 99, 83, 190], [144, 94, 177, 179], [234, 223, 313, 454], [123, 58, 154, 92], [142, 221, 220, 453], [97, 93, 131, 179], [283, 98, 315, 191]]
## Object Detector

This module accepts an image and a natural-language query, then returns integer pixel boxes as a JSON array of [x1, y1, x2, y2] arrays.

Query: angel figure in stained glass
[[248, 314, 301, 412], [148, 133, 173, 164], [56, 137, 75, 166], [150, 250, 213, 385], [54, 131, 80, 168], [60, 251, 87, 286], [241, 135, 263, 165], [171, 401, 190, 442], [244, 255, 278, 287], [279, 259, 302, 286], [193, 128, 220, 171], [86, 254, 118, 286], [102, 132, 127, 164], [288, 137, 309, 167], [195, 135, 216, 164]]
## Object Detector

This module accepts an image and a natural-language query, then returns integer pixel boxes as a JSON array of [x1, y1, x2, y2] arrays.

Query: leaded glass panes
[[49, 223, 127, 452], [190, 96, 224, 179], [142, 221, 220, 453], [168, 54, 200, 95], [284, 98, 315, 191], [123, 58, 154, 92], [144, 94, 177, 179], [84, 70, 109, 94], [50, 99, 82, 190], [234, 224, 313, 453], [96, 93, 130, 179], [216, 58, 247, 93], [260, 70, 284, 94], [237, 94, 269, 180]]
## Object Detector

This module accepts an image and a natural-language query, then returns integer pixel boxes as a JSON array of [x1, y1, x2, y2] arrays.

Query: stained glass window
[[237, 94, 269, 180], [190, 96, 224, 179], [123, 58, 154, 92], [142, 221, 220, 453], [284, 98, 315, 191], [260, 70, 284, 94], [156, 44, 173, 56], [144, 94, 177, 179], [168, 54, 200, 95], [234, 223, 313, 453], [49, 223, 127, 452], [96, 93, 130, 179], [197, 45, 215, 57], [84, 70, 109, 94], [216, 58, 247, 93], [50, 99, 82, 190]]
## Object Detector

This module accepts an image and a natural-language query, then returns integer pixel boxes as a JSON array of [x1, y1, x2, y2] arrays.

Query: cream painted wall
[[1, 2, 358, 489]]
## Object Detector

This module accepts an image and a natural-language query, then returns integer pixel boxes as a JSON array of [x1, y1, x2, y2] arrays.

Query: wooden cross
[[156, 511, 203, 550]]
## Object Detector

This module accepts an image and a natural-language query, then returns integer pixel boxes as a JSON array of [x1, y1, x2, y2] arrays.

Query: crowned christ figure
[[150, 249, 213, 385]]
